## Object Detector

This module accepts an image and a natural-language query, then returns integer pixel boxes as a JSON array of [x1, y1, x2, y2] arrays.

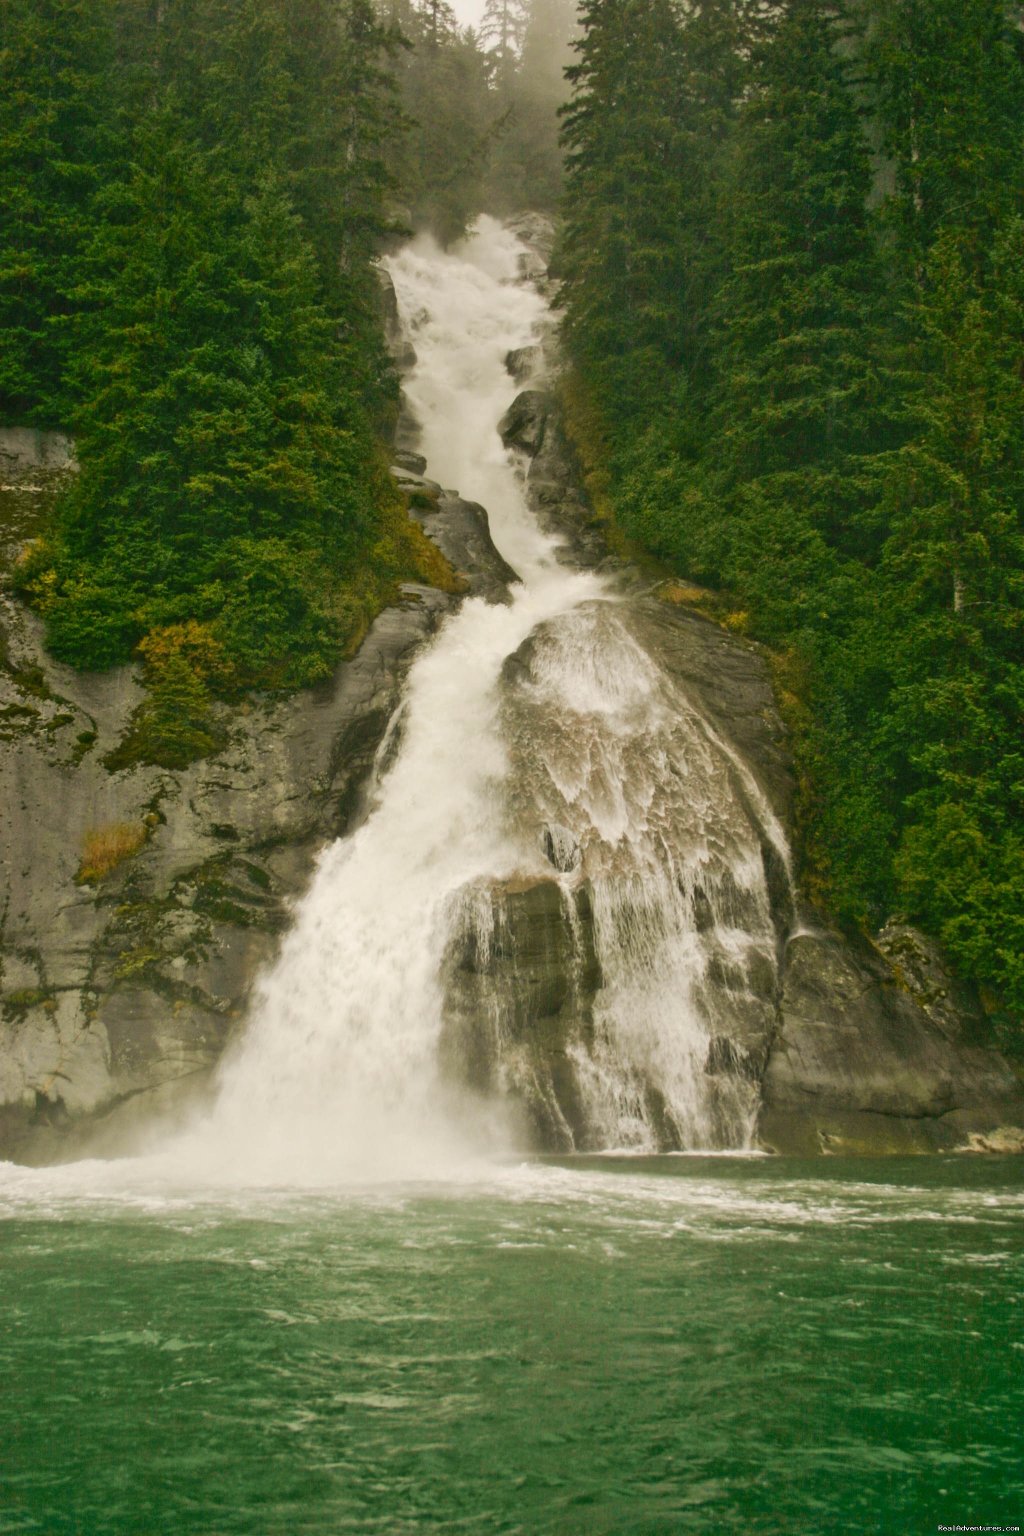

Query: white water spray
[[174, 217, 788, 1182]]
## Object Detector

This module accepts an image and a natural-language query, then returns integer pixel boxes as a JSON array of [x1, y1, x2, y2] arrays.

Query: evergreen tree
[[556, 0, 1024, 1027], [0, 0, 123, 424], [877, 225, 1024, 1002], [480, 0, 529, 96], [865, 0, 1024, 271], [559, 0, 692, 417], [484, 0, 578, 209], [710, 0, 889, 495], [9, 0, 441, 715], [386, 0, 499, 240]]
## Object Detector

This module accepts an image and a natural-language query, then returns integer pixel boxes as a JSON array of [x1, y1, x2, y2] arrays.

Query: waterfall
[[183, 218, 788, 1182]]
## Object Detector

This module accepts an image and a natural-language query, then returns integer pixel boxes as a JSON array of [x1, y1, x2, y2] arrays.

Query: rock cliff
[[0, 427, 514, 1162]]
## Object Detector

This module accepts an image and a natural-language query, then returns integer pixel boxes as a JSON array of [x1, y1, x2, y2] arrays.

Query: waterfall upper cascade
[[189, 219, 791, 1180]]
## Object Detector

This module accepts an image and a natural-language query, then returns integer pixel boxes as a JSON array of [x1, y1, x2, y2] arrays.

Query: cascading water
[[185, 217, 790, 1181]]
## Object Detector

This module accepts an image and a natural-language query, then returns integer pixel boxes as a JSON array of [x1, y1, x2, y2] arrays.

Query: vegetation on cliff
[[1, 0, 575, 762], [3, 0, 431, 719], [557, 0, 1024, 1025]]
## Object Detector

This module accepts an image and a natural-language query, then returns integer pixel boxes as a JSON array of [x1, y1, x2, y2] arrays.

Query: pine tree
[[559, 0, 692, 416], [38, 136, 372, 677], [710, 0, 888, 492], [865, 0, 1024, 272], [388, 2, 498, 240], [480, 0, 529, 96], [484, 0, 578, 208], [0, 0, 123, 424]]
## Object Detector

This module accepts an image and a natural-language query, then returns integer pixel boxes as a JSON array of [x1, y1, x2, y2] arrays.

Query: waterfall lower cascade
[[191, 219, 791, 1181]]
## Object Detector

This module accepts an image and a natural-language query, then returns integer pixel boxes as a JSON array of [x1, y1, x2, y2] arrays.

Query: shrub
[[77, 821, 147, 882]]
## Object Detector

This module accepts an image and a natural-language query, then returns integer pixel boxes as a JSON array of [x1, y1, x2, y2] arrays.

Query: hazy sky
[[450, 0, 487, 27]]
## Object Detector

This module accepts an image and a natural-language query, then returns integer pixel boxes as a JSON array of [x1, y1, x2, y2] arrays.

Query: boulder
[[393, 448, 428, 476], [406, 490, 520, 603], [505, 345, 543, 384], [757, 930, 1024, 1154], [498, 391, 549, 456], [541, 823, 581, 873]]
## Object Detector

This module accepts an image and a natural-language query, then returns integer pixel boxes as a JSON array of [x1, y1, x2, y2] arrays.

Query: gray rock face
[[0, 386, 510, 1162], [0, 428, 76, 476], [401, 478, 521, 603], [522, 404, 608, 568], [477, 353, 1024, 1155], [504, 212, 558, 291], [498, 391, 549, 457], [505, 211, 557, 265], [394, 449, 428, 476], [759, 930, 1024, 1154], [377, 266, 417, 371], [441, 878, 602, 1151], [0, 583, 452, 1163], [505, 345, 543, 384]]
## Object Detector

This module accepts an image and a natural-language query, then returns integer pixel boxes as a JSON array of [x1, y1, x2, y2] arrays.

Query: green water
[[1, 1156, 1022, 1535]]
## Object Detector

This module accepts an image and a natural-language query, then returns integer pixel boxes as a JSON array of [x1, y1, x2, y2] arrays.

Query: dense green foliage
[[2, 0, 458, 750], [1, 0, 581, 743], [558, 0, 1024, 1023]]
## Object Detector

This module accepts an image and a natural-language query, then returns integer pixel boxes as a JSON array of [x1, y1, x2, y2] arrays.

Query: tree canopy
[[557, 0, 1024, 1030]]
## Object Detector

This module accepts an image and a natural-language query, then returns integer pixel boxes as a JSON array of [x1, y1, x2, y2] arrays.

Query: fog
[[450, 0, 486, 25]]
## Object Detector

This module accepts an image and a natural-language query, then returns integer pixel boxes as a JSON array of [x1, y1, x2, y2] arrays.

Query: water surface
[[2, 1156, 1021, 1534]]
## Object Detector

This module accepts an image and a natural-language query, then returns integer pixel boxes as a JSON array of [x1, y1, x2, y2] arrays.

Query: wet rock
[[498, 391, 549, 456], [441, 878, 601, 1151], [962, 1126, 1024, 1155], [541, 823, 580, 873], [505, 345, 543, 383], [518, 395, 608, 568], [0, 427, 77, 477], [393, 391, 423, 458], [622, 597, 794, 831], [0, 586, 454, 1161], [407, 490, 520, 603], [504, 212, 557, 288], [377, 266, 416, 370], [757, 930, 1024, 1155], [391, 467, 444, 501], [394, 448, 428, 476], [490, 378, 1021, 1157], [875, 922, 987, 1044], [505, 211, 557, 265], [705, 1035, 759, 1081]]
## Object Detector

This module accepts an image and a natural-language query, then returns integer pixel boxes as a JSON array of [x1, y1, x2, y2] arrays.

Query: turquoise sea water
[[2, 1155, 1022, 1535]]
